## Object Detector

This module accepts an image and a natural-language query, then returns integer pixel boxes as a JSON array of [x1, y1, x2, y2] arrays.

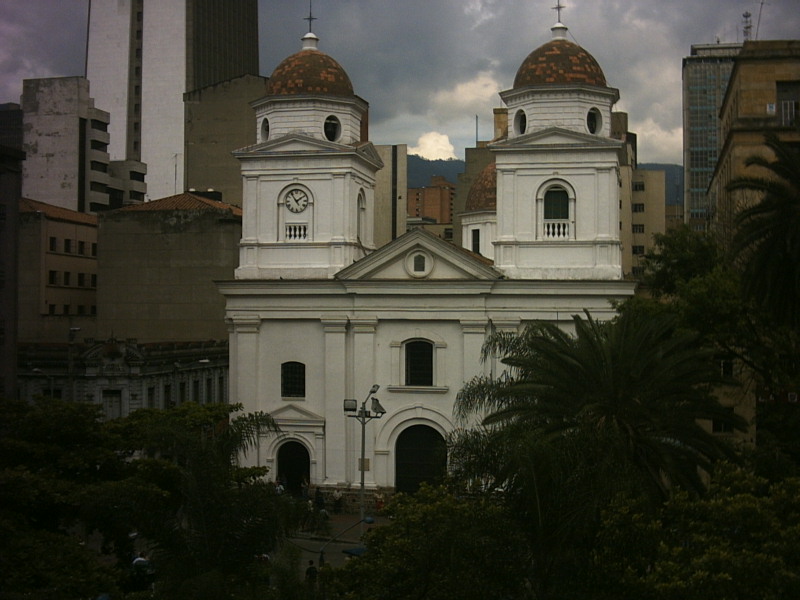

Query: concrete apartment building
[[21, 77, 147, 213], [184, 74, 267, 205], [18, 192, 240, 417], [86, 0, 259, 201], [1, 144, 24, 400], [710, 40, 800, 246], [407, 175, 456, 224], [96, 193, 241, 343], [17, 199, 99, 345], [682, 43, 742, 232]]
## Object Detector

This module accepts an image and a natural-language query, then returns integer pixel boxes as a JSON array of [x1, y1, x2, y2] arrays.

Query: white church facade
[[219, 21, 636, 496]]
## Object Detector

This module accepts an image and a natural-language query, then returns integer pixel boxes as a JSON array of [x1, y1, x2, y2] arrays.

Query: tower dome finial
[[551, 1, 568, 39]]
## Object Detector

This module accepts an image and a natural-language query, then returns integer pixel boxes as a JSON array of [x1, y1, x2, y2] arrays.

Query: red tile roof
[[266, 49, 354, 97], [514, 39, 607, 88], [116, 192, 242, 216], [19, 198, 98, 225]]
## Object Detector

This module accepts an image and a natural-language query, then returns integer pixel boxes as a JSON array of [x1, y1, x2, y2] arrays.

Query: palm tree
[[728, 133, 800, 329], [454, 309, 746, 502]]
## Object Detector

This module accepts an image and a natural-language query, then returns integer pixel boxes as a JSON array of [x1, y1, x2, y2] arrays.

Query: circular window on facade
[[586, 108, 602, 134], [324, 115, 341, 141], [404, 249, 434, 278], [261, 118, 270, 142], [514, 109, 527, 135]]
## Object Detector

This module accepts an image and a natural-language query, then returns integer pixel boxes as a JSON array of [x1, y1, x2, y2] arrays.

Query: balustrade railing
[[285, 224, 308, 240], [543, 220, 570, 239]]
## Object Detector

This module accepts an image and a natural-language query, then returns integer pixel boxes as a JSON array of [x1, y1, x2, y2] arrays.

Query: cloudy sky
[[2, 0, 799, 163]]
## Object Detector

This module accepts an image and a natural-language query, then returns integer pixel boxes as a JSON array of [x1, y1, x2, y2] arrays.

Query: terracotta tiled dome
[[465, 163, 497, 212], [266, 33, 354, 97], [513, 26, 606, 88]]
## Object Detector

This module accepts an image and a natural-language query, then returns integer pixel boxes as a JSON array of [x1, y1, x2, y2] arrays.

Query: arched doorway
[[276, 440, 310, 496], [395, 425, 447, 494]]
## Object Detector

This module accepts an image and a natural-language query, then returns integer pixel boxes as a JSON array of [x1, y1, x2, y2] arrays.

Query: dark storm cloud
[[0, 0, 89, 103], [2, 0, 799, 161]]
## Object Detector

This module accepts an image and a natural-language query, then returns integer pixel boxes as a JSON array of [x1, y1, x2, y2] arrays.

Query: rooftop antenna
[[552, 0, 565, 23], [304, 0, 317, 33], [742, 11, 752, 41], [755, 0, 768, 40]]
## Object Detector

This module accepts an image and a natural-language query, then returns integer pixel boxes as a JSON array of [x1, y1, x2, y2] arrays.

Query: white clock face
[[285, 189, 309, 213]]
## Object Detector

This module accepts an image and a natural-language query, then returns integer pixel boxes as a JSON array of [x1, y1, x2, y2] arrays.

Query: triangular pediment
[[336, 228, 502, 281], [269, 403, 325, 426], [233, 133, 346, 156], [492, 127, 622, 150], [233, 134, 383, 169]]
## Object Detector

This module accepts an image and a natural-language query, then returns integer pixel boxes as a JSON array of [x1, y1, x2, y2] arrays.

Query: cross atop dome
[[552, 1, 566, 24], [304, 0, 317, 33]]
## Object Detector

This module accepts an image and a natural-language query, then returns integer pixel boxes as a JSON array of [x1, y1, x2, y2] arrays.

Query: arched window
[[405, 340, 433, 386], [324, 115, 341, 141], [281, 361, 306, 397], [543, 186, 571, 239], [357, 190, 366, 242]]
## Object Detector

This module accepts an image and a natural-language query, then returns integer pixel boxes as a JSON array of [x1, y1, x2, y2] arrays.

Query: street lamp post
[[32, 368, 54, 398], [343, 384, 387, 532]]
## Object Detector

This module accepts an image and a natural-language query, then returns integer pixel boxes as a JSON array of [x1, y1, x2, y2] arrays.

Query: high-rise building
[[710, 40, 800, 246], [86, 0, 259, 200], [682, 43, 741, 232], [20, 77, 147, 212]]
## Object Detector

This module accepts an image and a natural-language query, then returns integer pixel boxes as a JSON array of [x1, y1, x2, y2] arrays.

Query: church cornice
[[500, 83, 619, 105]]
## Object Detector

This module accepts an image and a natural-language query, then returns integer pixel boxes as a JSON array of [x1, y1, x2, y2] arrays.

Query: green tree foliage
[[592, 466, 800, 600], [455, 310, 745, 501], [110, 402, 297, 599], [0, 398, 296, 599], [450, 310, 746, 598], [327, 485, 528, 600], [728, 134, 800, 330], [641, 224, 720, 297], [0, 396, 127, 599]]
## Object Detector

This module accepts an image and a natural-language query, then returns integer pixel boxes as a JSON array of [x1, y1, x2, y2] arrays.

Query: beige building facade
[[710, 40, 800, 246]]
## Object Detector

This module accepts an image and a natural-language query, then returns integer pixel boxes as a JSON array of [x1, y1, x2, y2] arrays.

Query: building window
[[413, 254, 426, 272], [147, 387, 156, 409], [64, 239, 72, 253], [405, 340, 433, 386], [164, 384, 173, 408], [48, 270, 58, 285], [543, 186, 570, 239], [49, 237, 57, 251], [91, 243, 97, 256], [78, 241, 86, 255], [261, 118, 270, 142], [632, 181, 645, 192], [514, 109, 527, 135], [91, 274, 97, 288], [471, 229, 481, 254], [632, 245, 645, 255], [712, 406, 736, 434], [78, 273, 86, 287], [48, 304, 56, 315], [63, 305, 70, 315], [632, 224, 645, 234], [632, 203, 645, 213], [192, 380, 200, 403], [77, 305, 86, 315], [63, 272, 71, 286], [281, 361, 306, 397], [586, 107, 602, 134], [324, 115, 341, 142]]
